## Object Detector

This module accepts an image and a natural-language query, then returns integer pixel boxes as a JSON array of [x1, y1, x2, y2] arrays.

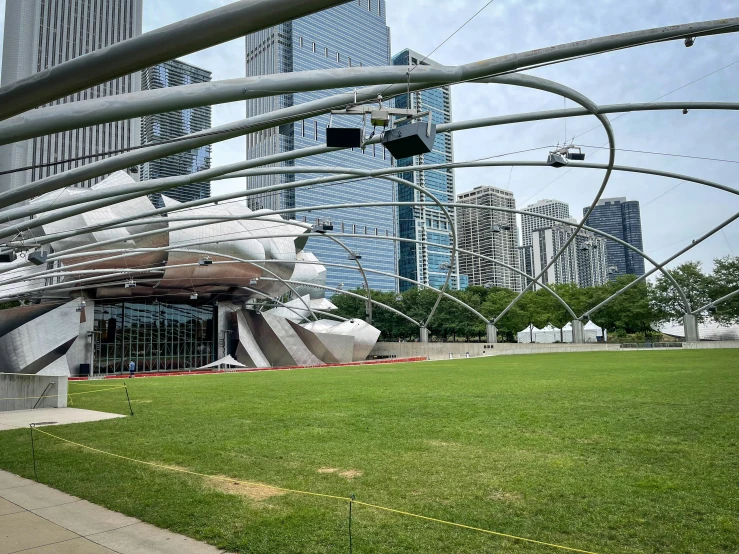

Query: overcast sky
[[1, 0, 737, 273]]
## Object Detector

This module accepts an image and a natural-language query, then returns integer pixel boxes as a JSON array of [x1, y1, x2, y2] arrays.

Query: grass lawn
[[0, 350, 737, 553]]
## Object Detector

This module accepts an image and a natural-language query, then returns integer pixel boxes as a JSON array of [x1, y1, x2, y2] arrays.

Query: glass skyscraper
[[583, 197, 645, 279], [392, 49, 465, 291], [0, 0, 142, 196], [245, 1, 396, 292], [141, 59, 212, 207]]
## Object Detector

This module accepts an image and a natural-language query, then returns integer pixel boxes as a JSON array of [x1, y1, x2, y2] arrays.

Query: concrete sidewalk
[[0, 469, 225, 553], [0, 408, 125, 431]]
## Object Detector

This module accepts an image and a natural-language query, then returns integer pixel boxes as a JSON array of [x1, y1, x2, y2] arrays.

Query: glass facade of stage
[[92, 302, 216, 374]]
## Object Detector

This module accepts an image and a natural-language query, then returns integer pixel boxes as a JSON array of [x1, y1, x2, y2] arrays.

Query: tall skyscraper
[[527, 224, 608, 289], [583, 197, 645, 279], [457, 186, 520, 290], [392, 49, 463, 291], [244, 1, 396, 292], [0, 0, 143, 196], [141, 59, 212, 207], [520, 199, 571, 246]]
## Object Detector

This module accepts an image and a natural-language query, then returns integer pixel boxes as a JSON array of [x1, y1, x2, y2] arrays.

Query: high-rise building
[[583, 197, 645, 279], [392, 49, 463, 291], [575, 231, 609, 287], [456, 186, 520, 290], [520, 199, 571, 246], [244, 1, 396, 293], [528, 224, 608, 289], [141, 59, 212, 207], [0, 0, 143, 196]]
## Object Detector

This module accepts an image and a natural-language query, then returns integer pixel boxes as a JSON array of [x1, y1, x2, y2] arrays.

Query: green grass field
[[0, 350, 737, 553]]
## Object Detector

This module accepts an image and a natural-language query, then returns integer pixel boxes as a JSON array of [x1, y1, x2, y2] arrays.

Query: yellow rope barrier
[[0, 386, 125, 402], [31, 427, 598, 553]]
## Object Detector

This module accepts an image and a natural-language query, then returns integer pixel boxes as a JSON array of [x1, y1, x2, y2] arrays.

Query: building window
[[299, 36, 303, 47], [337, 52, 340, 63], [325, 47, 329, 57], [312, 42, 316, 52]]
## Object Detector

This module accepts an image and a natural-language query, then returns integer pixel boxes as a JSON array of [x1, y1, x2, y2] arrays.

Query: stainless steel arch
[[3, 17, 739, 209], [0, 0, 349, 121]]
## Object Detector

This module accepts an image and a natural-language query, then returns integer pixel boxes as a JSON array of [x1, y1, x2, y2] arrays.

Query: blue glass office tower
[[391, 49, 464, 291], [245, 1, 396, 292], [583, 197, 645, 279], [141, 59, 212, 207]]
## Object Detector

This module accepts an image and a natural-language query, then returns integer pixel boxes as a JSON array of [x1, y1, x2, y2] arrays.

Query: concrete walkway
[[0, 469, 225, 553], [0, 408, 125, 431]]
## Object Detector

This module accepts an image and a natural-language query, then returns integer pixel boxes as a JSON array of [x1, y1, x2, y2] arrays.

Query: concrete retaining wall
[[0, 374, 68, 412], [370, 340, 739, 361]]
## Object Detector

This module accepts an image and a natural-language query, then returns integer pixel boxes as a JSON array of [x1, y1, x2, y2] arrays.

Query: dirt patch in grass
[[154, 463, 285, 502], [425, 439, 460, 448], [317, 467, 363, 479], [488, 490, 522, 502], [207, 476, 286, 501]]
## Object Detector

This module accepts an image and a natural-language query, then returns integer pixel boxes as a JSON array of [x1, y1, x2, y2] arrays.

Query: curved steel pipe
[[0, 0, 349, 121], [583, 211, 739, 319], [3, 17, 739, 209], [2, 198, 692, 317]]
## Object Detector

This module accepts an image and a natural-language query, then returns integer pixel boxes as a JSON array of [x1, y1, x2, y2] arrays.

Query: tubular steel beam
[[0, 0, 350, 121], [3, 17, 739, 209], [582, 211, 739, 319], [691, 288, 739, 315], [491, 80, 616, 324], [2, 193, 693, 313]]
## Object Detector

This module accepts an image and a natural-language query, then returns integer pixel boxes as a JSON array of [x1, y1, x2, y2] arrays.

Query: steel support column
[[572, 320, 585, 344], [683, 314, 700, 342]]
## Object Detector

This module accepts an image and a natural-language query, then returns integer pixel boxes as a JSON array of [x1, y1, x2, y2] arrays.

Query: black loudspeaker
[[567, 152, 585, 161], [326, 127, 363, 148], [381, 122, 436, 159], [28, 251, 48, 265]]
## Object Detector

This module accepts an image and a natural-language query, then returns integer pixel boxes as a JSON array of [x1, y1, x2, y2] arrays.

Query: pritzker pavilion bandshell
[[0, 0, 737, 376]]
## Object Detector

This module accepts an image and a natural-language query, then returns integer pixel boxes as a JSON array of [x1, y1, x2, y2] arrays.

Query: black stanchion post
[[349, 493, 355, 554], [29, 424, 38, 482], [124, 383, 134, 416]]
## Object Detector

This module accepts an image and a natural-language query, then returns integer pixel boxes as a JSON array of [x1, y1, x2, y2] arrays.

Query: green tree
[[595, 275, 658, 333], [708, 256, 739, 324], [651, 262, 713, 323]]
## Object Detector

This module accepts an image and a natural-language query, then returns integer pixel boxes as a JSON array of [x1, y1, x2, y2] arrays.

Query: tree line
[[331, 256, 739, 342]]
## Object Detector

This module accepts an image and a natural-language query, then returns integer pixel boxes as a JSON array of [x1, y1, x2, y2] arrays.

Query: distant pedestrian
[[128, 360, 135, 378]]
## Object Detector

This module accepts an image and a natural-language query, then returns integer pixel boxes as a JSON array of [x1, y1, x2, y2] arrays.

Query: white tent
[[517, 324, 540, 343], [198, 355, 247, 369], [584, 320, 606, 342], [535, 324, 558, 343]]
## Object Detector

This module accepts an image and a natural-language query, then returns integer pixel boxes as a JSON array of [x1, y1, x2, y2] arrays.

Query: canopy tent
[[584, 320, 607, 342], [517, 324, 540, 344], [198, 355, 247, 369], [535, 324, 558, 344]]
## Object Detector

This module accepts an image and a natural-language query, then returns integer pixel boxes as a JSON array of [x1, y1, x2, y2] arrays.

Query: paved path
[[0, 408, 125, 431], [0, 469, 225, 553]]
